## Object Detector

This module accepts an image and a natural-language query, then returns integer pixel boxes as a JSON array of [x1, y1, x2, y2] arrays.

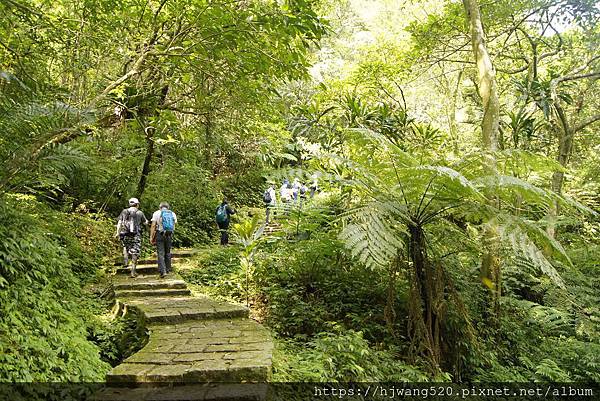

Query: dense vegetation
[[1, 0, 599, 388]]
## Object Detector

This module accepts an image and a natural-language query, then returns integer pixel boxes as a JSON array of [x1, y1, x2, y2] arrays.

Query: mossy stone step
[[115, 288, 192, 298], [121, 296, 249, 323], [113, 250, 196, 266], [113, 276, 187, 291], [104, 249, 272, 400], [116, 265, 162, 275], [106, 319, 272, 384]]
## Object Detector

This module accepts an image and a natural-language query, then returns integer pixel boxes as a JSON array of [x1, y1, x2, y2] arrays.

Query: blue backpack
[[161, 209, 175, 232]]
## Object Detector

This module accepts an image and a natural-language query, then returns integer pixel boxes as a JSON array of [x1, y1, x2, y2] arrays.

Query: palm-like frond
[[475, 175, 553, 209], [496, 215, 566, 288], [475, 174, 596, 216], [509, 299, 573, 332], [495, 149, 565, 176], [338, 201, 407, 269], [0, 78, 93, 194]]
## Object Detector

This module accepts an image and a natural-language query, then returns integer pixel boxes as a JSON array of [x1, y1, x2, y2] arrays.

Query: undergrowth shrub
[[85, 295, 149, 367], [256, 233, 396, 341], [178, 246, 243, 300], [272, 327, 429, 382], [0, 194, 110, 381]]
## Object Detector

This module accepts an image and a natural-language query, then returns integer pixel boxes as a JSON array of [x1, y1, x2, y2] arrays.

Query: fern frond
[[496, 149, 565, 175], [345, 127, 419, 168], [339, 201, 406, 269], [517, 218, 572, 267], [475, 175, 553, 209], [534, 359, 571, 381], [496, 215, 566, 288]]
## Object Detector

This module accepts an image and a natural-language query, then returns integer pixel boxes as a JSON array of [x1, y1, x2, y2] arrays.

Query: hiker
[[309, 174, 318, 198], [280, 179, 293, 214], [264, 184, 276, 224], [215, 198, 235, 245], [292, 178, 301, 205], [150, 202, 177, 278], [299, 183, 308, 207], [280, 179, 290, 202], [115, 198, 148, 278]]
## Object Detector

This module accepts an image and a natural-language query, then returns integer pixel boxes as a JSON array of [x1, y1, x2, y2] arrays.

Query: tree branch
[[574, 114, 600, 133]]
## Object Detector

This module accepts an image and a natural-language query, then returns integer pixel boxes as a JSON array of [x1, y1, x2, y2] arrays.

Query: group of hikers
[[115, 198, 177, 278], [116, 176, 317, 278], [263, 176, 318, 223], [115, 197, 235, 278]]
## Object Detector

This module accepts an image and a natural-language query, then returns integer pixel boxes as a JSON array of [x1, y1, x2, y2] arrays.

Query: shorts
[[121, 234, 142, 256]]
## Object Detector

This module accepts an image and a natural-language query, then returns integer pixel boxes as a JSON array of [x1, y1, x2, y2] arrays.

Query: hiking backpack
[[120, 209, 137, 236], [263, 190, 272, 204], [161, 209, 175, 233], [216, 205, 228, 224]]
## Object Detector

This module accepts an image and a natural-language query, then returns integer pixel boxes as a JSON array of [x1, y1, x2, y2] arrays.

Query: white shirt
[[267, 187, 277, 205], [151, 208, 178, 231]]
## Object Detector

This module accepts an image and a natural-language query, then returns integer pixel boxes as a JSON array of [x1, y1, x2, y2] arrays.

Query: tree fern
[[496, 215, 566, 288], [338, 202, 406, 269], [509, 299, 573, 332], [0, 75, 92, 195]]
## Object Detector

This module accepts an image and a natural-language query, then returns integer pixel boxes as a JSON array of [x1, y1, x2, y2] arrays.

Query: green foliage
[[178, 246, 245, 301], [0, 75, 92, 197], [474, 296, 600, 382], [143, 161, 221, 246], [86, 304, 149, 367], [2, 0, 600, 386], [273, 328, 430, 382], [0, 195, 110, 381]]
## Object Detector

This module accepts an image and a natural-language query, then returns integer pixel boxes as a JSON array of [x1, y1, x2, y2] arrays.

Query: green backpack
[[216, 205, 228, 224]]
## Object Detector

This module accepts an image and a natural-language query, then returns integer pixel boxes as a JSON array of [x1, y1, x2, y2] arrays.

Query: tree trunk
[[463, 0, 502, 324], [407, 223, 442, 372], [462, 0, 500, 150], [547, 102, 573, 237], [135, 85, 169, 199], [136, 123, 155, 198]]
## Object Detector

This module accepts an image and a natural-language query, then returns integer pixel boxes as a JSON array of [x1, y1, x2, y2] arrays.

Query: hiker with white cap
[[115, 197, 148, 277]]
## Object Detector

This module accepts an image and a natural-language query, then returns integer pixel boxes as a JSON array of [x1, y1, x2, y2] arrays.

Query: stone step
[[106, 319, 272, 384], [115, 288, 191, 298], [113, 278, 188, 291], [116, 265, 161, 275], [121, 296, 249, 324], [114, 250, 196, 266], [92, 383, 268, 400]]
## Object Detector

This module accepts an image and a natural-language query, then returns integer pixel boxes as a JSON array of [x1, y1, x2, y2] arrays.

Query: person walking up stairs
[[115, 198, 148, 278], [150, 202, 177, 279]]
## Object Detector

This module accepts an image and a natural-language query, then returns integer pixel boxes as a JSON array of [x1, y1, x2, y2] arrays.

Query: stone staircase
[[262, 222, 282, 236], [93, 253, 273, 401]]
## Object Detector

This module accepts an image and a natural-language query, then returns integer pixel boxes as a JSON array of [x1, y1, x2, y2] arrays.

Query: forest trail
[[93, 252, 273, 400]]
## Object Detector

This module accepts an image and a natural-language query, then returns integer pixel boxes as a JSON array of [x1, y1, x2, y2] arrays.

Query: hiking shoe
[[159, 273, 166, 279]]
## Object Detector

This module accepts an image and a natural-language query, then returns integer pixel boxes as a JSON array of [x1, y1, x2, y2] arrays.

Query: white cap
[[128, 198, 140, 205]]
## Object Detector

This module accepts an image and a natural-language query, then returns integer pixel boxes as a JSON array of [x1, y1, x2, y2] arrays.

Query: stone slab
[[113, 275, 187, 291], [116, 265, 161, 275], [115, 288, 192, 298], [122, 296, 248, 323], [108, 319, 272, 383], [107, 256, 273, 389]]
